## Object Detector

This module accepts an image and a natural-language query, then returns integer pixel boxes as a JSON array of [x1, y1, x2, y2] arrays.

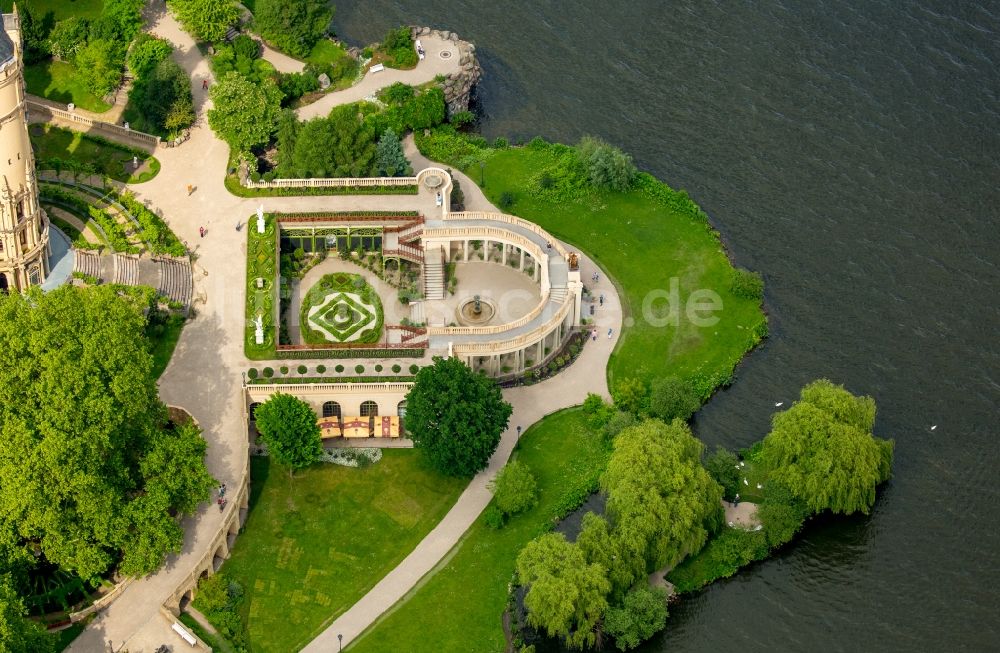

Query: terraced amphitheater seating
[[113, 254, 139, 286], [156, 257, 193, 308], [72, 250, 105, 280]]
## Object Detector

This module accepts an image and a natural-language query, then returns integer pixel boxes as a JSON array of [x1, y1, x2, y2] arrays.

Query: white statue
[[256, 205, 265, 234], [254, 314, 264, 345]]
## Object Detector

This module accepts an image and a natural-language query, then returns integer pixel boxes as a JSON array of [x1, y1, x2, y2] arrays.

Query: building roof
[[0, 21, 14, 66]]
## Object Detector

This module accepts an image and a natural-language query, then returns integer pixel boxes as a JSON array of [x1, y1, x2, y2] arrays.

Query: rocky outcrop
[[411, 26, 483, 115]]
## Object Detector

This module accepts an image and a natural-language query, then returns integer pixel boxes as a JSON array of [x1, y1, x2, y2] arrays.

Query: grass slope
[[210, 453, 467, 653], [23, 60, 111, 113], [30, 124, 159, 183], [476, 147, 766, 391], [350, 408, 608, 653]]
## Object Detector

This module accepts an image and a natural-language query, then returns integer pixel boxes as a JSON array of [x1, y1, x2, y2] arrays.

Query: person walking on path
[[202, 79, 209, 90], [199, 226, 205, 238], [599, 294, 604, 306], [608, 328, 613, 339], [187, 184, 193, 196]]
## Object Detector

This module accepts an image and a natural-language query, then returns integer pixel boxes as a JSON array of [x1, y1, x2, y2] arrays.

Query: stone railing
[[426, 289, 554, 337], [243, 176, 418, 189], [447, 211, 570, 259], [451, 296, 574, 356], [26, 99, 160, 147], [249, 381, 415, 394]]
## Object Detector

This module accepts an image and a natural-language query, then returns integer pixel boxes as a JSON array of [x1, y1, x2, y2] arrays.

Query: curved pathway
[[71, 6, 622, 652]]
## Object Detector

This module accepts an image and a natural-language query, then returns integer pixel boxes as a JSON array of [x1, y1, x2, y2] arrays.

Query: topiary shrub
[[375, 364, 383, 372], [297, 365, 307, 374], [335, 364, 345, 373], [355, 364, 365, 374], [409, 364, 419, 375], [392, 364, 402, 373], [247, 368, 259, 379], [317, 364, 326, 374], [263, 367, 274, 378], [279, 366, 289, 375]]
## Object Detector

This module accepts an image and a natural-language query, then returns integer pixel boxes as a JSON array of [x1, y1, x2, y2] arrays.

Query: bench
[[172, 622, 198, 646], [370, 63, 385, 73]]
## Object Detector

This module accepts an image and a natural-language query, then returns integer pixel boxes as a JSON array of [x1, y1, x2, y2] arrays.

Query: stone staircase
[[112, 253, 139, 286], [423, 245, 445, 300], [73, 250, 105, 279], [549, 286, 568, 304], [409, 300, 425, 324], [156, 257, 193, 308]]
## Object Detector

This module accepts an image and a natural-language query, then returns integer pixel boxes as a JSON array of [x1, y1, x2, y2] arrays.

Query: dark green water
[[336, 1, 1000, 649]]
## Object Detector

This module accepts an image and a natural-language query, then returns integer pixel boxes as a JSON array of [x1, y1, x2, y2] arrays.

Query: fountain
[[456, 294, 496, 326]]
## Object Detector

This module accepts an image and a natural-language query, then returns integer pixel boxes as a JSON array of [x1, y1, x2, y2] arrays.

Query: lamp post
[[479, 161, 485, 188], [338, 634, 343, 652]]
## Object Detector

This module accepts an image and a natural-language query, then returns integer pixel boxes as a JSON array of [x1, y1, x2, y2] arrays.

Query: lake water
[[335, 1, 1000, 649]]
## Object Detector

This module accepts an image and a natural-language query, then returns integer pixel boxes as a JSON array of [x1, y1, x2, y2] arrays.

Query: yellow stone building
[[0, 10, 48, 292]]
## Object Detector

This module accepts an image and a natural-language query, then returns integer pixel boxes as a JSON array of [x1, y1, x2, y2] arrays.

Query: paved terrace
[[69, 6, 623, 652]]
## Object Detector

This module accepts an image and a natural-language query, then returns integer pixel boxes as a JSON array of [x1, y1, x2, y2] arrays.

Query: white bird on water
[[775, 402, 784, 407], [931, 425, 937, 431]]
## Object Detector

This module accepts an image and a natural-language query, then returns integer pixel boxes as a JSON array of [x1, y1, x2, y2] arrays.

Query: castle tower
[[0, 8, 49, 293]]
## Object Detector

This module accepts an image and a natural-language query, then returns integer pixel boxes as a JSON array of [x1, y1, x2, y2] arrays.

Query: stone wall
[[411, 26, 483, 115]]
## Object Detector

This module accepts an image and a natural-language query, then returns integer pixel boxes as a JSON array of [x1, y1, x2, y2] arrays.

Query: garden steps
[[72, 250, 106, 280], [155, 257, 193, 308], [423, 245, 445, 300], [112, 253, 139, 286]]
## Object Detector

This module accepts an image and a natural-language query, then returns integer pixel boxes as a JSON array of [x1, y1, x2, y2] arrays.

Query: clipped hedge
[[274, 347, 426, 360], [225, 175, 418, 198]]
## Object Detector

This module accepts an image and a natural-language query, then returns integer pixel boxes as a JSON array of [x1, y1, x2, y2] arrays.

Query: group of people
[[217, 483, 227, 511]]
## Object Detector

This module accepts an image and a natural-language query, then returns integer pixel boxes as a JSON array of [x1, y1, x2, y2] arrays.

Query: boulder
[[318, 73, 331, 90]]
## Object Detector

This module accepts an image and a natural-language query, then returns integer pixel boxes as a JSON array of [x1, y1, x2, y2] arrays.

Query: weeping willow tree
[[760, 379, 894, 516]]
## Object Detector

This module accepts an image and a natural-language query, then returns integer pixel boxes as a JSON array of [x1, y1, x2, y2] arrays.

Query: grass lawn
[[481, 149, 765, 390], [29, 124, 159, 183], [205, 452, 468, 652], [23, 60, 111, 113], [306, 39, 349, 67], [53, 621, 85, 651], [0, 0, 103, 21], [350, 408, 609, 653], [148, 313, 185, 379]]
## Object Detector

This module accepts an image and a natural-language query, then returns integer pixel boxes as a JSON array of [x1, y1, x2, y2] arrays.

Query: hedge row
[[273, 348, 426, 360]]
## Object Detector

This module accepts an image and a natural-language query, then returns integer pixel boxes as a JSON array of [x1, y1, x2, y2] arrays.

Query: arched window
[[322, 401, 341, 418], [360, 401, 378, 417], [397, 400, 407, 418], [249, 403, 261, 421]]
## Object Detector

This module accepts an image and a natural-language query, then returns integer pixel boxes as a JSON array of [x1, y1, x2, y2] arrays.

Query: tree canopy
[[254, 0, 332, 59], [0, 287, 214, 582], [760, 379, 894, 515], [602, 419, 723, 582], [254, 393, 323, 475], [405, 357, 512, 476], [208, 72, 283, 151], [516, 532, 610, 650], [376, 128, 409, 176], [648, 376, 700, 422], [604, 586, 668, 651], [170, 0, 239, 43], [577, 136, 637, 191]]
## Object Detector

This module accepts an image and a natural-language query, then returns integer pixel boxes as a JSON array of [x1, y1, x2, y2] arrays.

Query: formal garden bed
[[196, 453, 468, 652], [299, 273, 384, 345]]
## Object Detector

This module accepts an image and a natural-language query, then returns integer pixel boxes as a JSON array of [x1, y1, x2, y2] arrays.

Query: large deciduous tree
[[601, 419, 723, 586], [0, 287, 214, 581], [208, 72, 283, 151], [254, 393, 322, 476], [405, 357, 512, 476], [604, 586, 669, 652], [516, 532, 610, 650], [170, 0, 239, 43], [760, 379, 894, 515], [254, 0, 332, 58]]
